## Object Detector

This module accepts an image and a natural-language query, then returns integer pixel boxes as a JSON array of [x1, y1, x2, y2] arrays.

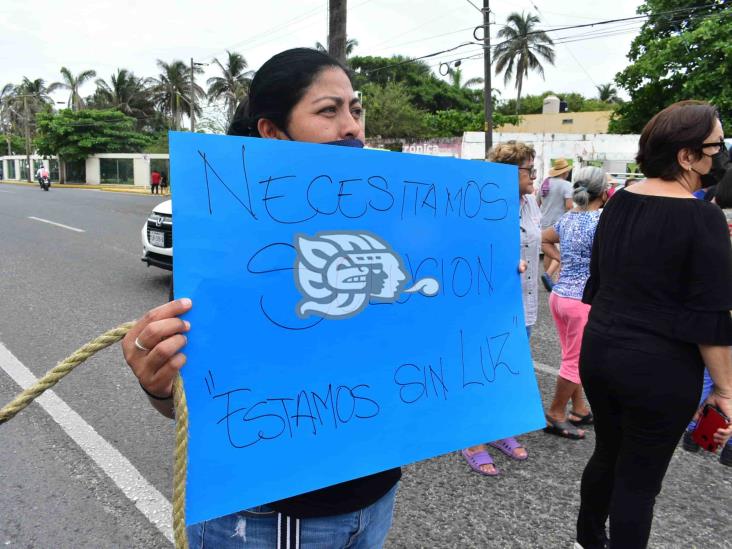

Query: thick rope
[[0, 322, 135, 425], [0, 322, 190, 549], [173, 374, 189, 549]]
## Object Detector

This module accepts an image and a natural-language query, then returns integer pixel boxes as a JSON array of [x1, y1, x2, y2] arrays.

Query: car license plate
[[149, 230, 165, 247]]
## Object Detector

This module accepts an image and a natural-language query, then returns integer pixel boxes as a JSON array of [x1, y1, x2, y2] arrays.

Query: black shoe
[[682, 430, 700, 452], [721, 444, 732, 466]]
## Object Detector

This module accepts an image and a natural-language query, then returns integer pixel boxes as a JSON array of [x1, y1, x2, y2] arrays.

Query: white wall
[[86, 157, 101, 184], [462, 132, 642, 179]]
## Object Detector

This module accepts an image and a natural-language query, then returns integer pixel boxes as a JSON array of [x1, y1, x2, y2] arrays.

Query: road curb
[[0, 180, 159, 195]]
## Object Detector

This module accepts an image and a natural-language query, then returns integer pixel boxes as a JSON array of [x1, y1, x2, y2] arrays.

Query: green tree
[[206, 51, 255, 127], [90, 69, 157, 130], [150, 59, 204, 130], [361, 82, 429, 138], [350, 55, 482, 114], [49, 67, 97, 111], [315, 38, 359, 56], [446, 66, 483, 90], [423, 109, 519, 136], [35, 109, 151, 183], [610, 0, 731, 134], [0, 83, 19, 154], [596, 83, 621, 103], [493, 12, 555, 114]]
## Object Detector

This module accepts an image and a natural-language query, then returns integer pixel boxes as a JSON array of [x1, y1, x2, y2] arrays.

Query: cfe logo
[[294, 231, 439, 320]]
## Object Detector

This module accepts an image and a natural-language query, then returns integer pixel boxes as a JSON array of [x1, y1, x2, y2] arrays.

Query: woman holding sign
[[122, 48, 399, 548], [460, 140, 536, 476]]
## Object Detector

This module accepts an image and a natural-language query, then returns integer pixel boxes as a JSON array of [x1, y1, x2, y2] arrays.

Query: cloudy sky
[[1, 0, 644, 107]]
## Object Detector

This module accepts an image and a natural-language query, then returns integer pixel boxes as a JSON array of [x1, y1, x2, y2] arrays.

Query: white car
[[141, 199, 173, 270]]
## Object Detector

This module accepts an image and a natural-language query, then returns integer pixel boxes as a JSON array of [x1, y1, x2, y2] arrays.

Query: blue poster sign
[[170, 132, 544, 525]]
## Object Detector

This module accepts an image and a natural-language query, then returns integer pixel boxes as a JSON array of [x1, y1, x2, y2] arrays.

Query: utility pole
[[23, 95, 32, 182], [190, 58, 196, 133], [328, 0, 347, 64], [483, 0, 493, 158]]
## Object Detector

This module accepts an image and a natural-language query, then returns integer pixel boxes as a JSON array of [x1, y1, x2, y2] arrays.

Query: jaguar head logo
[[294, 231, 439, 319]]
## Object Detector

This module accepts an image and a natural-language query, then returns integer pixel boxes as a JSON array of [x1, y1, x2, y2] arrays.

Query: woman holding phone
[[575, 101, 732, 549]]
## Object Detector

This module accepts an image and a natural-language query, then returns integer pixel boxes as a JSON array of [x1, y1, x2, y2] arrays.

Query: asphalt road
[[0, 183, 730, 549]]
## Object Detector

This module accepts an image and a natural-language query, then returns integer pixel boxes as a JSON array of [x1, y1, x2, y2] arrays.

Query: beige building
[[497, 110, 613, 134]]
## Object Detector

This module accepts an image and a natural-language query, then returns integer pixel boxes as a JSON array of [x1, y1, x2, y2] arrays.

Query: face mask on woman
[[700, 146, 730, 188], [324, 138, 364, 148]]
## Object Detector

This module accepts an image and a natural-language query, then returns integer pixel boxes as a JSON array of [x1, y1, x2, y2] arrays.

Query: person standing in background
[[538, 158, 573, 291], [461, 140, 535, 476], [150, 170, 161, 195], [541, 167, 608, 441]]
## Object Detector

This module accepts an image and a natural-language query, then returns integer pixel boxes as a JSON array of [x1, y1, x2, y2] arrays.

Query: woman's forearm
[[699, 344, 732, 397], [541, 242, 561, 262]]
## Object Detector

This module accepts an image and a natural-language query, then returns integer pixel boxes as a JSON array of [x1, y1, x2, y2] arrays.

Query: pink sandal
[[461, 448, 499, 476], [488, 437, 528, 461]]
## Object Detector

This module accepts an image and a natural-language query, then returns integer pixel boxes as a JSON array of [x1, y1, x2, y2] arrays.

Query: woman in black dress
[[575, 101, 732, 549]]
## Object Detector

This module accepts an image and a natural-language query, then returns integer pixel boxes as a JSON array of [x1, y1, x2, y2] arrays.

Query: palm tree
[[206, 51, 255, 126], [91, 69, 156, 129], [493, 12, 555, 114], [17, 77, 54, 107], [14, 77, 54, 137], [150, 59, 205, 130], [0, 83, 18, 155], [49, 67, 97, 111], [315, 38, 359, 56], [596, 83, 620, 103], [447, 66, 484, 89]]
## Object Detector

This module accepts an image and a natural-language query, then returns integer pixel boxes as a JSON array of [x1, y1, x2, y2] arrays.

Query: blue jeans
[[687, 369, 732, 447], [186, 483, 398, 548]]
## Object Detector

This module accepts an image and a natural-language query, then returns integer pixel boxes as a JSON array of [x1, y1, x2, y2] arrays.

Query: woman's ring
[[134, 337, 151, 353]]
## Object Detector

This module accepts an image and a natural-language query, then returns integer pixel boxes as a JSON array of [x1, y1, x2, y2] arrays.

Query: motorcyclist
[[36, 164, 50, 189]]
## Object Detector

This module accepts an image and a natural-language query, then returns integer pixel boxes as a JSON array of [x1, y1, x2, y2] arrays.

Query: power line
[[363, 4, 723, 76], [465, 0, 482, 14], [368, 5, 473, 51]]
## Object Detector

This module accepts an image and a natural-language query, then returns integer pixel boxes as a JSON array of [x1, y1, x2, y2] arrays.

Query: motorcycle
[[39, 176, 50, 191]]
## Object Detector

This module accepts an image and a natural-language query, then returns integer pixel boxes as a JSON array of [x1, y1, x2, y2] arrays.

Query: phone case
[[692, 404, 731, 453]]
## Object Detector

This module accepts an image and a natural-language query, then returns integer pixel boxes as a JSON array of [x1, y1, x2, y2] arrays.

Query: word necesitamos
[[199, 151, 509, 224]]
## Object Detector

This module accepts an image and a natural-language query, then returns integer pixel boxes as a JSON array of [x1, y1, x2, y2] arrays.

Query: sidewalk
[[0, 179, 167, 195]]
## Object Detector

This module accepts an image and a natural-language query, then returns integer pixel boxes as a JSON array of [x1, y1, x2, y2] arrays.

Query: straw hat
[[549, 158, 572, 177]]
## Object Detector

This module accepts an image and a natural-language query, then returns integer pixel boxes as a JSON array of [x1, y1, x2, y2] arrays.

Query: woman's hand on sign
[[122, 299, 192, 415], [518, 260, 527, 274]]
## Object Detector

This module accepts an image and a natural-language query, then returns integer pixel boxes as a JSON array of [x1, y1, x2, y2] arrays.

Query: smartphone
[[692, 404, 731, 453]]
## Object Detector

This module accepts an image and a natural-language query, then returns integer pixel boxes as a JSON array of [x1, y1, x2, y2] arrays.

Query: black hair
[[228, 48, 351, 137], [636, 100, 719, 180]]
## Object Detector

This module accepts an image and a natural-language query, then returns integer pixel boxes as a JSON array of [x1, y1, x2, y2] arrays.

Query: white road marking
[[0, 342, 174, 543], [28, 216, 85, 233], [0, 190, 14, 193]]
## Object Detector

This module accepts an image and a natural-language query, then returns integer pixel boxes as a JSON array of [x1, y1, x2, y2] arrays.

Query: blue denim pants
[[186, 483, 398, 549]]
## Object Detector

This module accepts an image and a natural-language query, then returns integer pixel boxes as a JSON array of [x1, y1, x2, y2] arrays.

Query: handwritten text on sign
[[170, 132, 545, 525]]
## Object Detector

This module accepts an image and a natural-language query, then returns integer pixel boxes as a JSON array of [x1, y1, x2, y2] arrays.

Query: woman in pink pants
[[541, 166, 608, 440]]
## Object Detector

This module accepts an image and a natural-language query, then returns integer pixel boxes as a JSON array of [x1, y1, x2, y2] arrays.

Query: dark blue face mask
[[323, 138, 364, 148]]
